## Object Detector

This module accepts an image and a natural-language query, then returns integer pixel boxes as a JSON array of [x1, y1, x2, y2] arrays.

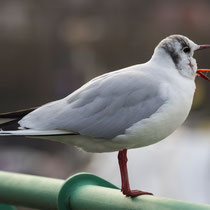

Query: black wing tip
[[0, 132, 79, 137], [0, 119, 19, 129], [0, 107, 37, 118], [0, 107, 38, 130], [33, 133, 79, 137]]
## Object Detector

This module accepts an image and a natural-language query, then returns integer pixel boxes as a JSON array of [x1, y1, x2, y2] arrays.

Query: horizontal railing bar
[[0, 171, 63, 210], [0, 171, 209, 210]]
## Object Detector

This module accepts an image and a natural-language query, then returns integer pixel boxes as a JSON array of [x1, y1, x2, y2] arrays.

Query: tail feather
[[0, 119, 19, 128], [0, 107, 37, 129], [0, 107, 79, 137], [0, 129, 77, 136], [0, 107, 37, 118]]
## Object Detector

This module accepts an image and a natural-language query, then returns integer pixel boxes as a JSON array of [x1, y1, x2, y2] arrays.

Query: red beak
[[195, 45, 210, 81], [197, 69, 210, 81], [196, 45, 210, 51]]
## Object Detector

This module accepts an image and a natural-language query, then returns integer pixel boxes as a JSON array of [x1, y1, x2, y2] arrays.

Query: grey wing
[[19, 69, 166, 139]]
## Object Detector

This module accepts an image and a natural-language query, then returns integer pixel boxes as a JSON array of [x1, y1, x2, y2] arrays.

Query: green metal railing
[[0, 204, 16, 210], [0, 171, 210, 210]]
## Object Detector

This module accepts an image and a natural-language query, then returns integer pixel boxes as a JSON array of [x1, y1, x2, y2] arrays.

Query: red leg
[[118, 149, 153, 197]]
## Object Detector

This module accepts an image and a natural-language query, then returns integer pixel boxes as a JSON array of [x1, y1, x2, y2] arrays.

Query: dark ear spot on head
[[159, 35, 191, 70], [162, 43, 180, 68]]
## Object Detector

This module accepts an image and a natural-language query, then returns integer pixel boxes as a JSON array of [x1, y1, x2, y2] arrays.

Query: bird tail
[[0, 107, 37, 129], [0, 129, 74, 136], [0, 107, 77, 137]]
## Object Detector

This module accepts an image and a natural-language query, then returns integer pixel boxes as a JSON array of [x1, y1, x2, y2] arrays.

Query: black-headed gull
[[0, 35, 210, 196]]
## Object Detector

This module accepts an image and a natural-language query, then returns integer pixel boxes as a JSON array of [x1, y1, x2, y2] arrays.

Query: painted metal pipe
[[0, 171, 63, 210], [59, 173, 210, 210], [0, 171, 210, 210], [69, 186, 210, 210]]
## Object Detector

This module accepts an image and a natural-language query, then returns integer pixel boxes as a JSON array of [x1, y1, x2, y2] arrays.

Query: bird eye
[[183, 47, 190, 53]]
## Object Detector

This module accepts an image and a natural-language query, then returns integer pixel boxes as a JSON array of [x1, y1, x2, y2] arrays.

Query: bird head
[[153, 35, 210, 80]]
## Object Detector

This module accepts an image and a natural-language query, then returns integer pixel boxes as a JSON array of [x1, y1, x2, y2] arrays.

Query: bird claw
[[122, 189, 153, 197]]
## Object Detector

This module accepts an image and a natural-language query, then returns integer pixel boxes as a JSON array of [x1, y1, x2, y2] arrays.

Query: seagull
[[0, 35, 210, 197]]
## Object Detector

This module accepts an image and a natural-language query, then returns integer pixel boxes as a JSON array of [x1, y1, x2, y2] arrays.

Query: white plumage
[[1, 34, 210, 197], [0, 35, 201, 152]]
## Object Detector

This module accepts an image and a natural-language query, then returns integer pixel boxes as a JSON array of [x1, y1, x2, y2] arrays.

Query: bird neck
[[149, 48, 176, 69]]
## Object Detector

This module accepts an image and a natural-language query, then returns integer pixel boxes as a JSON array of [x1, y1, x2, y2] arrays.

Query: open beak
[[197, 69, 210, 81], [195, 44, 210, 81], [196, 45, 210, 51]]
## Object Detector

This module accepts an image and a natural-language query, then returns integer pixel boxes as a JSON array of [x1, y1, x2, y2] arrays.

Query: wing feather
[[19, 66, 167, 139]]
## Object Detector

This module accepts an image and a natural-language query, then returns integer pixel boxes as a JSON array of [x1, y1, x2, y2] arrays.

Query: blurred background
[[0, 0, 210, 209]]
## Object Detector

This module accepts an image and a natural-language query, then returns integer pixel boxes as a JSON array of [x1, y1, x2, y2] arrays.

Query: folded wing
[[18, 67, 167, 139]]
